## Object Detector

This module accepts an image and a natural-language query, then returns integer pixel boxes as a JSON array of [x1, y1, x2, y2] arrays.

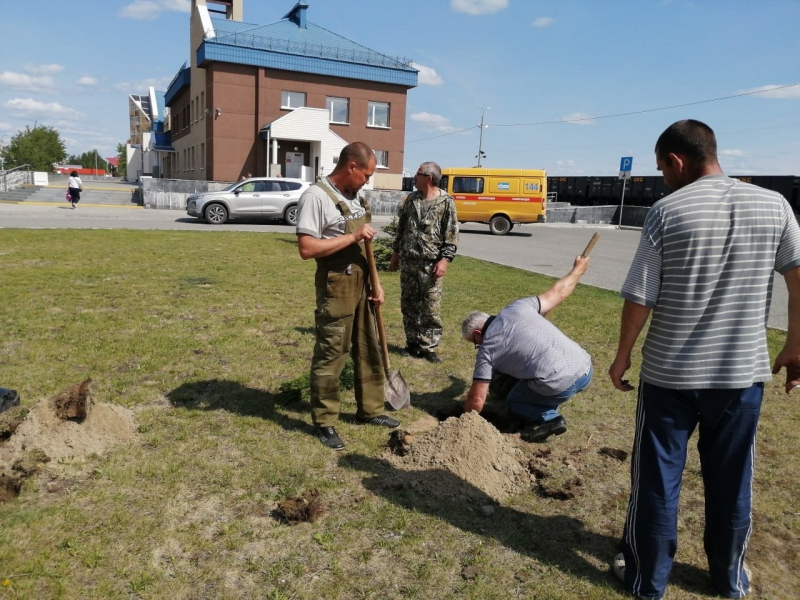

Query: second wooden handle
[[582, 232, 600, 258]]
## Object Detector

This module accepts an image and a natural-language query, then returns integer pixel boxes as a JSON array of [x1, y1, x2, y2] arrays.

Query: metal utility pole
[[476, 105, 490, 167]]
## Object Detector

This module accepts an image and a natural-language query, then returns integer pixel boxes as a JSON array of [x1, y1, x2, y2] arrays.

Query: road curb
[[0, 200, 144, 209]]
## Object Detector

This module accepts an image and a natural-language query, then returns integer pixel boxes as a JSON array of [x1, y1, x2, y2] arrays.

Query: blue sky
[[1, 0, 798, 176]]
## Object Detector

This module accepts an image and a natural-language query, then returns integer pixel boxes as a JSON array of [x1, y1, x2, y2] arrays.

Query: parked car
[[186, 178, 310, 225]]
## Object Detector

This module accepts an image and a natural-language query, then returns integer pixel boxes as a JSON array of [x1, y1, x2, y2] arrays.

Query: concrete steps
[[1, 184, 141, 206], [0, 185, 43, 201]]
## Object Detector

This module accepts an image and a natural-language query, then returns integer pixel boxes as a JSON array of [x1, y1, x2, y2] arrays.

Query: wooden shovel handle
[[581, 232, 600, 258], [364, 239, 391, 373]]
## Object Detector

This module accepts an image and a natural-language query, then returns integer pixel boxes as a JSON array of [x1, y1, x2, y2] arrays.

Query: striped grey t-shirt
[[621, 174, 800, 389], [473, 296, 592, 395]]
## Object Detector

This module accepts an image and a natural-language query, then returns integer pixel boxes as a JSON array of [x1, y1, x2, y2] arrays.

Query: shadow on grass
[[340, 454, 713, 595], [165, 379, 314, 436]]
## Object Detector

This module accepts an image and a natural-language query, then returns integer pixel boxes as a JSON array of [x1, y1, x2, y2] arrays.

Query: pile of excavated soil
[[386, 411, 532, 503], [0, 397, 138, 469]]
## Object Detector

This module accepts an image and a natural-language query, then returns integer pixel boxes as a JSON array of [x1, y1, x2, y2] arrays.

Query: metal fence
[[0, 165, 32, 192]]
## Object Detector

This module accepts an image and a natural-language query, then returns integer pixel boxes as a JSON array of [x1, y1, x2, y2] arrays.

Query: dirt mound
[[0, 396, 138, 469], [386, 411, 532, 503]]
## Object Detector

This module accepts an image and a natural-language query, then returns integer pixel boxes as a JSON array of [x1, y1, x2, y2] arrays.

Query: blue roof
[[202, 12, 417, 88], [164, 64, 190, 106]]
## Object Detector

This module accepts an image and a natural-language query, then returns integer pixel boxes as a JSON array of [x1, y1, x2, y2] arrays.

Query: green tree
[[116, 142, 128, 180], [373, 215, 398, 271], [2, 124, 66, 171], [78, 149, 107, 172]]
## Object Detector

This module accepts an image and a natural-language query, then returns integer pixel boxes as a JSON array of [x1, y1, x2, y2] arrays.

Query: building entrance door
[[285, 152, 304, 179]]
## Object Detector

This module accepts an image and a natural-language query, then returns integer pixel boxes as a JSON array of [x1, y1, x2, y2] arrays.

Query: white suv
[[186, 178, 310, 225]]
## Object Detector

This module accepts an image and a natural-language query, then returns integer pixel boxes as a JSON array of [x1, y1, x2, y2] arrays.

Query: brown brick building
[[163, 0, 418, 189]]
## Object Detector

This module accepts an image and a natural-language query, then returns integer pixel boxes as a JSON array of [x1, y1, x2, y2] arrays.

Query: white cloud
[[76, 76, 98, 86], [24, 64, 64, 75], [119, 0, 190, 20], [411, 63, 443, 86], [532, 17, 555, 28], [0, 71, 56, 93], [4, 98, 84, 120], [115, 76, 173, 93], [738, 84, 800, 99], [451, 0, 508, 16], [720, 149, 746, 157], [559, 112, 595, 125], [410, 112, 460, 133]]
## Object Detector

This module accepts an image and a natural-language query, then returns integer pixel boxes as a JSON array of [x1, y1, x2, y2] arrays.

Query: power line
[[406, 83, 800, 143], [407, 125, 475, 143]]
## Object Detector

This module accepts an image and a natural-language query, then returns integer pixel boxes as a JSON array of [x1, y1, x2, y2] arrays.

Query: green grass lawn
[[0, 229, 798, 599]]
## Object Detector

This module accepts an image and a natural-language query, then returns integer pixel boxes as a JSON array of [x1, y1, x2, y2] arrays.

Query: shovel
[[364, 239, 411, 411]]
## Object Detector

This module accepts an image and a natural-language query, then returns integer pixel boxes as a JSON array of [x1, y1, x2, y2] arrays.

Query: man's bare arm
[[608, 299, 651, 391], [297, 224, 376, 260], [463, 380, 489, 414], [772, 266, 800, 393], [538, 256, 589, 316]]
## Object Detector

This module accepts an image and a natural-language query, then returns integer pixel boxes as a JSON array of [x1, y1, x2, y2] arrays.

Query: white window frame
[[373, 150, 388, 169], [281, 90, 306, 110], [326, 96, 349, 124], [367, 101, 390, 128]]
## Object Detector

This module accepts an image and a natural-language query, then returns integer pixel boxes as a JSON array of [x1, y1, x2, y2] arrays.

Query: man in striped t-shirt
[[608, 120, 800, 599]]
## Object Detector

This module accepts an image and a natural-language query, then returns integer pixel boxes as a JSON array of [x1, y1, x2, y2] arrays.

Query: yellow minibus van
[[439, 168, 547, 235]]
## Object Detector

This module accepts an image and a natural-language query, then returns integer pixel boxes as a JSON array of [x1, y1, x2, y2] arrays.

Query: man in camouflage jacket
[[390, 162, 459, 363]]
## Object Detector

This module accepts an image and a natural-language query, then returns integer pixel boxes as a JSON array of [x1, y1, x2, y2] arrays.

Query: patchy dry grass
[[0, 229, 798, 599]]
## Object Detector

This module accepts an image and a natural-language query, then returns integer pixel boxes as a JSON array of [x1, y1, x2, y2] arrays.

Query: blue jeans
[[622, 381, 761, 599], [505, 365, 593, 423]]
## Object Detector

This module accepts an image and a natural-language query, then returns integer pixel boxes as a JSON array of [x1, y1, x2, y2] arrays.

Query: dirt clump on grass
[[385, 411, 532, 503], [275, 489, 325, 524], [0, 406, 29, 441], [0, 382, 139, 501], [52, 378, 92, 420]]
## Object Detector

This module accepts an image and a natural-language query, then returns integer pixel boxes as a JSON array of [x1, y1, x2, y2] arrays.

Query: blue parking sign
[[620, 156, 633, 172]]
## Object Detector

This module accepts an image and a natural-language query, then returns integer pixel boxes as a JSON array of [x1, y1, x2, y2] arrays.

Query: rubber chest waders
[[309, 181, 385, 426]]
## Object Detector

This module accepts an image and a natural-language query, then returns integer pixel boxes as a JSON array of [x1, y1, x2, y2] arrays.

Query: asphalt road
[[0, 202, 789, 330]]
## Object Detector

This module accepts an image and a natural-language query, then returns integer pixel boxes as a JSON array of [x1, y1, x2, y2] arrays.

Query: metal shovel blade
[[385, 368, 411, 411]]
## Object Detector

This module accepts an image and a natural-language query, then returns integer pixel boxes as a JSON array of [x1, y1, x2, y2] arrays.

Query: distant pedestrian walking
[[68, 171, 83, 209]]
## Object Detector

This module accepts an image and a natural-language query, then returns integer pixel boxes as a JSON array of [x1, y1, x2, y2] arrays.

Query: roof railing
[[165, 61, 188, 92], [212, 32, 414, 69]]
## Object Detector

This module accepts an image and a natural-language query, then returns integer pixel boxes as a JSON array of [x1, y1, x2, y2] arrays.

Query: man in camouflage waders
[[390, 162, 459, 363], [296, 142, 400, 450]]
